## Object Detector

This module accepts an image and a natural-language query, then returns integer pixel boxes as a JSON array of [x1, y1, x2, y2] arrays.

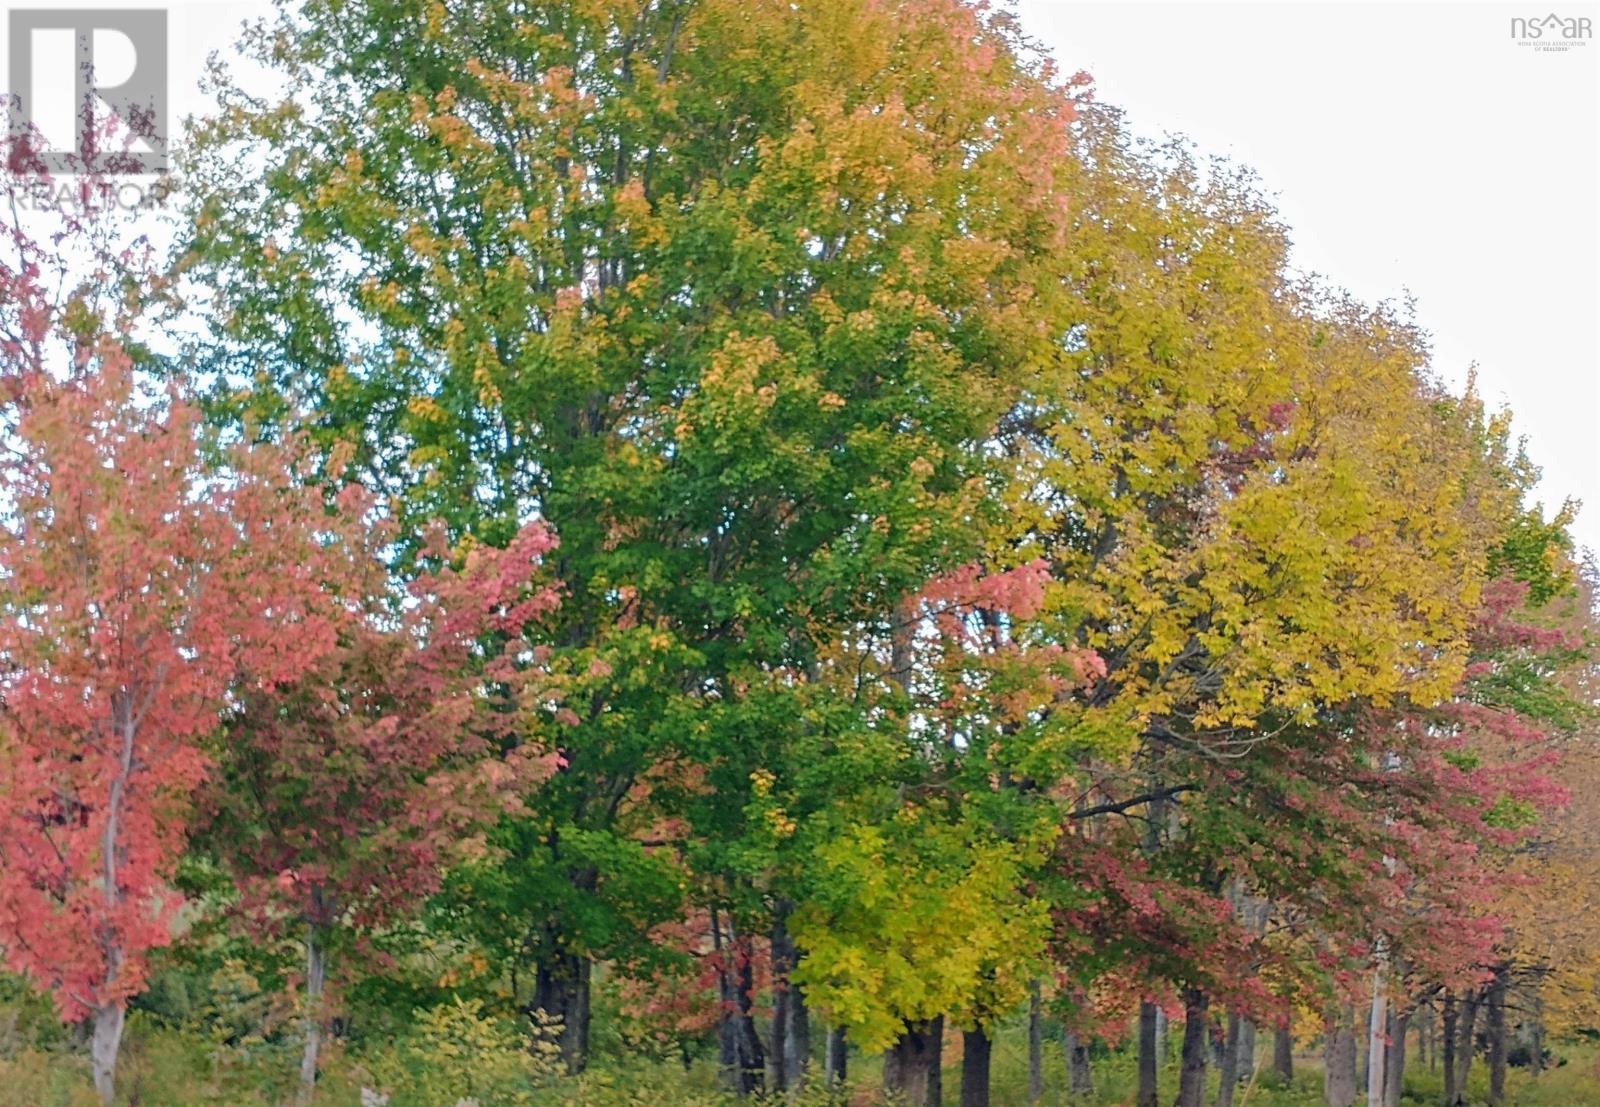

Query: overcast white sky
[[1017, 1, 1600, 555], [5, 0, 1598, 552]]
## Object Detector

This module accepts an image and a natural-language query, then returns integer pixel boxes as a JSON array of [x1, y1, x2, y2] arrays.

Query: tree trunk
[[1530, 988, 1546, 1077], [1237, 1018, 1256, 1084], [784, 988, 811, 1094], [1383, 1009, 1407, 1107], [298, 924, 327, 1105], [712, 910, 764, 1096], [90, 695, 135, 1106], [960, 1026, 992, 1107], [1274, 1023, 1294, 1082], [531, 947, 591, 1075], [1064, 1030, 1092, 1095], [1453, 989, 1480, 1098], [1028, 981, 1044, 1103], [1442, 994, 1458, 1104], [1325, 1005, 1359, 1107], [883, 1017, 942, 1107], [1137, 1001, 1160, 1107], [1366, 971, 1387, 1107], [719, 997, 737, 1093], [1217, 1008, 1241, 1107], [1486, 970, 1507, 1105], [733, 951, 765, 1096], [825, 1026, 847, 1086], [1174, 990, 1210, 1107], [768, 938, 789, 1093], [769, 905, 810, 1094], [90, 1002, 125, 1106]]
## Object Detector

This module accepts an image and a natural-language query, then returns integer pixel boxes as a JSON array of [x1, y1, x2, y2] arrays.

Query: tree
[[1008, 106, 1537, 1107], [1387, 514, 1596, 1105], [0, 137, 392, 1101], [0, 308, 367, 1102], [769, 554, 1098, 1105], [205, 517, 563, 1100], [157, 1, 1600, 1100], [178, 0, 1084, 1071]]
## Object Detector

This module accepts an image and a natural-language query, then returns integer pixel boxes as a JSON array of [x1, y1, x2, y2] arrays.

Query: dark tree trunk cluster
[[1446, 986, 1481, 1103], [1487, 967, 1508, 1106], [960, 1027, 992, 1107], [1382, 1008, 1408, 1107], [1273, 1023, 1294, 1082], [825, 1026, 848, 1085], [1064, 1029, 1093, 1096], [767, 905, 810, 1096], [883, 1017, 944, 1107], [530, 945, 592, 1075], [710, 908, 765, 1095]]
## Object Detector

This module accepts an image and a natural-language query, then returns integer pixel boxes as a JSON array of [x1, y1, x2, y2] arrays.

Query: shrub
[[362, 997, 558, 1107]]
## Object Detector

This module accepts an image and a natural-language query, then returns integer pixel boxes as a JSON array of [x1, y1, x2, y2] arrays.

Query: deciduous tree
[[0, 245, 368, 1103], [206, 517, 563, 1099]]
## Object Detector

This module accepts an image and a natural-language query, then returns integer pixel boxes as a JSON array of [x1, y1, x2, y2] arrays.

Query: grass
[[3, 1009, 1599, 1106]]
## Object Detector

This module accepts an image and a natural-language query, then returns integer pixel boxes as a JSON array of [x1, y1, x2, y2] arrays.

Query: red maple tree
[[208, 516, 564, 1099], [0, 173, 371, 1100]]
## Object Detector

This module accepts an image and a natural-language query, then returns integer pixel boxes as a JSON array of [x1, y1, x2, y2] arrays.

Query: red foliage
[[0, 357, 365, 1020], [1047, 577, 1571, 1027], [210, 519, 564, 940], [612, 908, 773, 1049]]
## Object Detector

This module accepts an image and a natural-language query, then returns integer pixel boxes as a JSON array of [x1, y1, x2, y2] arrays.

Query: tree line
[[1, 0, 1594, 1105]]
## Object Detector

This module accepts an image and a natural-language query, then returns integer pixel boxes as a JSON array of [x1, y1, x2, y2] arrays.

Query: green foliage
[[362, 997, 558, 1107], [1468, 653, 1595, 735], [177, 0, 1084, 1030], [0, 1049, 101, 1107], [4, 0, 1594, 1098], [11, 982, 1600, 1105], [0, 974, 75, 1053], [1491, 507, 1578, 606]]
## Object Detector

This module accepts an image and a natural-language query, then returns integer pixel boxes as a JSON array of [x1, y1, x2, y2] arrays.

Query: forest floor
[[921, 1033, 1600, 1107], [3, 1013, 1598, 1106]]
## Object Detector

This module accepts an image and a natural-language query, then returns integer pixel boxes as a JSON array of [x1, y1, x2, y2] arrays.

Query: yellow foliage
[[792, 811, 1050, 1051]]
